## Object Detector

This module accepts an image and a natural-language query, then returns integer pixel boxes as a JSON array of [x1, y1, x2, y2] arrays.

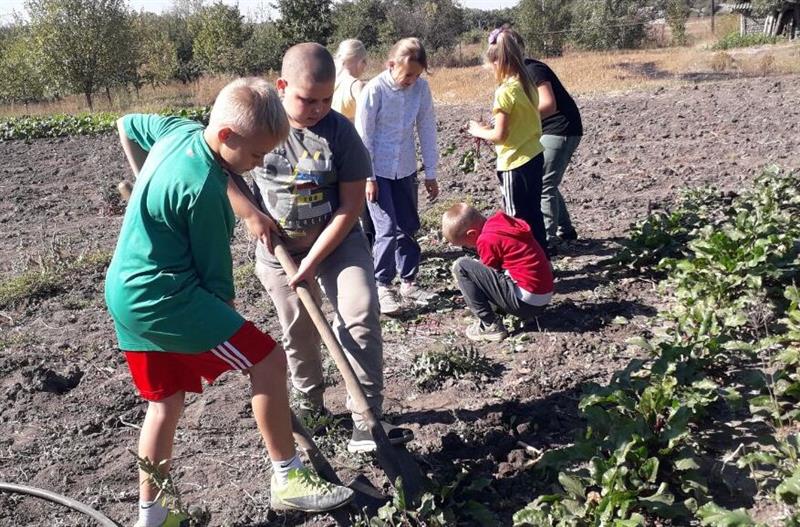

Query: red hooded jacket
[[476, 212, 554, 295]]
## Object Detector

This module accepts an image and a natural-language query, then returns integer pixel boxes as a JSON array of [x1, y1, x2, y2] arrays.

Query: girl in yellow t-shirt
[[332, 39, 367, 122], [467, 28, 549, 258]]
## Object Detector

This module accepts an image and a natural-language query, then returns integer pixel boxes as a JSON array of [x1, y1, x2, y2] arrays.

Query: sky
[[0, 0, 520, 22]]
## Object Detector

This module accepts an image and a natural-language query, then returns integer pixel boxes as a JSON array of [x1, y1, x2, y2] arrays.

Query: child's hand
[[467, 120, 486, 137], [244, 211, 280, 253], [366, 180, 378, 202], [424, 179, 439, 201], [288, 258, 318, 289]]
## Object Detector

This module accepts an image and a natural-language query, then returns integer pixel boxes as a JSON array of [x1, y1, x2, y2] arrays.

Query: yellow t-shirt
[[332, 72, 359, 122], [492, 76, 544, 171]]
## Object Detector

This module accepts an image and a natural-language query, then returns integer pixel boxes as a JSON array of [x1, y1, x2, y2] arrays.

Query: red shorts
[[123, 321, 276, 401]]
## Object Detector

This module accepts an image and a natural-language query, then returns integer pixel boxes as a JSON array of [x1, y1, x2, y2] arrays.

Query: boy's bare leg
[[248, 345, 296, 459], [138, 391, 185, 501]]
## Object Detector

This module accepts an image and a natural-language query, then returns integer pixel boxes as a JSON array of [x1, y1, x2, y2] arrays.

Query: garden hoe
[[228, 173, 427, 513]]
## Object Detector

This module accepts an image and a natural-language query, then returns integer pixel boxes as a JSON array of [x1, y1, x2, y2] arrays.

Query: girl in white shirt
[[355, 38, 440, 315]]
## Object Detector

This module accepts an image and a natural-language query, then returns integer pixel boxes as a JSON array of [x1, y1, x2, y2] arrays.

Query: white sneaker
[[377, 284, 401, 315], [400, 281, 438, 305]]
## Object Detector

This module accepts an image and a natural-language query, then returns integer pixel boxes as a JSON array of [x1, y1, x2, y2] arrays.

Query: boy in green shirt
[[106, 77, 353, 527]]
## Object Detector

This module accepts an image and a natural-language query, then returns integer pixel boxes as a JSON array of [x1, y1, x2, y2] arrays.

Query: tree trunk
[[84, 91, 93, 112], [105, 86, 112, 105]]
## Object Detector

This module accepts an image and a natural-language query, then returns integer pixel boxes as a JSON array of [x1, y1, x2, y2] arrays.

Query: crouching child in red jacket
[[442, 202, 554, 342]]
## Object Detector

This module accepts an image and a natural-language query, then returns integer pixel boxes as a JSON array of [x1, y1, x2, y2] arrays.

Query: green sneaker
[[270, 468, 354, 512], [133, 510, 190, 527]]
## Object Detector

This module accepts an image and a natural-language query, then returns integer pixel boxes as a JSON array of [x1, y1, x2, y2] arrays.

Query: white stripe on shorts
[[222, 341, 253, 369], [213, 345, 246, 370], [503, 171, 516, 216]]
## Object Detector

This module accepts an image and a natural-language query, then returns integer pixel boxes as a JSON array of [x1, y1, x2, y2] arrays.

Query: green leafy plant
[[517, 168, 800, 525], [458, 149, 478, 174], [713, 31, 782, 50], [410, 345, 495, 390], [605, 187, 727, 270], [0, 106, 210, 141], [355, 468, 495, 526]]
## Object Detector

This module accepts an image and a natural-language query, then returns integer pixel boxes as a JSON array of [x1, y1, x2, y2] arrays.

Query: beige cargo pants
[[255, 229, 384, 428]]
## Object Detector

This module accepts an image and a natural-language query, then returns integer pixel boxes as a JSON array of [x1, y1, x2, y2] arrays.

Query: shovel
[[228, 173, 426, 504]]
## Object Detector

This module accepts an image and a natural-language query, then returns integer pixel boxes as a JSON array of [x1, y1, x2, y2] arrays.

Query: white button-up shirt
[[355, 69, 439, 181]]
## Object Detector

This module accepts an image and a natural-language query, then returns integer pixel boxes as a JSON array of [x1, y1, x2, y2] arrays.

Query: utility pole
[[711, 0, 716, 33]]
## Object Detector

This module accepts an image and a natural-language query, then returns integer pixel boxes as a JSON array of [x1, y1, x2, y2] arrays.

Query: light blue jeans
[[540, 134, 581, 242]]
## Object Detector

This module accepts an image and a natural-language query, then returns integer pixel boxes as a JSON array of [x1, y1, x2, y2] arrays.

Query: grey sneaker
[[400, 281, 438, 305], [347, 421, 414, 453], [466, 320, 508, 342], [270, 467, 354, 512], [377, 284, 401, 315]]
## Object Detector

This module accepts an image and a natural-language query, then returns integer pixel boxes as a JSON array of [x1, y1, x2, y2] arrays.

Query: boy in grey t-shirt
[[228, 43, 413, 453]]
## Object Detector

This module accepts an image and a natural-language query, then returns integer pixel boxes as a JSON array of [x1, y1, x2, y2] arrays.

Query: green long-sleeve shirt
[[105, 114, 244, 353]]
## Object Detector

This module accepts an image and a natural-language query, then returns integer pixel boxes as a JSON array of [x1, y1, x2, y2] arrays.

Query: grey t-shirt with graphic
[[252, 110, 373, 260]]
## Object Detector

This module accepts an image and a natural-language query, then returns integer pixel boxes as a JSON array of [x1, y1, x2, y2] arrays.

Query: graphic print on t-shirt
[[254, 128, 338, 238]]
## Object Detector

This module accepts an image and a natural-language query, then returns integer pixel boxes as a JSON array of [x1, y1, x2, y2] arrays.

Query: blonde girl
[[355, 37, 440, 315], [467, 28, 549, 257], [332, 39, 368, 122]]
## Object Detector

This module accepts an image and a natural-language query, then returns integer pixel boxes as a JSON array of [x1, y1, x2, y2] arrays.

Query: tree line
[[0, 0, 744, 110]]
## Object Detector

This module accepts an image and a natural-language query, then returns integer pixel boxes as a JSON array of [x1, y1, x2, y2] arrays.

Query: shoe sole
[[402, 296, 438, 306], [347, 433, 414, 453], [271, 492, 354, 513], [466, 333, 507, 343]]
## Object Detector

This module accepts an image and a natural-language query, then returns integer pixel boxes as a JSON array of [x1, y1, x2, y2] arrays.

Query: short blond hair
[[335, 39, 367, 73], [442, 202, 484, 243], [387, 37, 428, 71], [209, 77, 289, 140]]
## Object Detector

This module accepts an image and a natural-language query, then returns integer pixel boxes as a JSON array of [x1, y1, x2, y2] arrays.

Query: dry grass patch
[[429, 42, 800, 104]]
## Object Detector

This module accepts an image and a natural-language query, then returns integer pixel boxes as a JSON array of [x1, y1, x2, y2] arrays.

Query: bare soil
[[1, 74, 799, 526]]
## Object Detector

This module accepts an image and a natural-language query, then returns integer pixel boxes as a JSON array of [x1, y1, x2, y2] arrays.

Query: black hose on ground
[[0, 482, 119, 526]]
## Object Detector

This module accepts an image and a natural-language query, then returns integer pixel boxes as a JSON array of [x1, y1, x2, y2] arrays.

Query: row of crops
[[513, 167, 800, 526], [0, 107, 210, 141]]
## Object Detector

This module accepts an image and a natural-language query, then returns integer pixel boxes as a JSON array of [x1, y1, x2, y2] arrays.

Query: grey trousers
[[255, 229, 384, 427], [540, 134, 581, 242], [452, 257, 546, 324]]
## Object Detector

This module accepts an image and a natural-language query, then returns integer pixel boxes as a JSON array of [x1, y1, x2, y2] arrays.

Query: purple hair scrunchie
[[488, 28, 502, 45]]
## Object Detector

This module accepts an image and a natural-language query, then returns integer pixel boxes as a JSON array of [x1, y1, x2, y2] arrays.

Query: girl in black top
[[507, 28, 583, 251]]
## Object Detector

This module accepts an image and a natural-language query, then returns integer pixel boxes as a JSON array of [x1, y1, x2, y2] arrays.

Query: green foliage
[[749, 0, 784, 17], [569, 0, 648, 50], [666, 0, 690, 45], [189, 2, 252, 75], [133, 13, 180, 88], [713, 31, 782, 50], [458, 149, 478, 174], [515, 167, 800, 525], [695, 502, 758, 526], [332, 0, 389, 49], [382, 0, 465, 51], [26, 0, 135, 110], [515, 0, 572, 57], [410, 344, 495, 390], [275, 0, 334, 47], [0, 107, 210, 141], [243, 22, 285, 74], [0, 27, 47, 107], [660, 168, 800, 342], [606, 187, 727, 271], [356, 467, 495, 526]]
